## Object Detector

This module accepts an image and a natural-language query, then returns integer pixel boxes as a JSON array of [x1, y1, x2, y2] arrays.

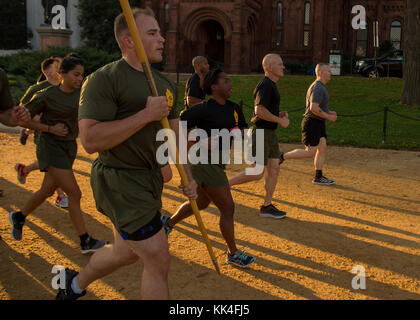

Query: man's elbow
[[79, 135, 98, 154]]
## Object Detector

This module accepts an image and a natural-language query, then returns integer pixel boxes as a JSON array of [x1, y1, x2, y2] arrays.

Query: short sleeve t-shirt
[[180, 98, 247, 151], [0, 68, 14, 111], [253, 76, 280, 130], [20, 80, 52, 105], [25, 86, 80, 141], [304, 80, 330, 120], [183, 73, 205, 109], [78, 59, 179, 170]]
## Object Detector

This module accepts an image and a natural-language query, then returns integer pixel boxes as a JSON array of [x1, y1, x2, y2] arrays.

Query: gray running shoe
[[9, 211, 25, 240], [227, 249, 256, 268], [313, 176, 334, 185], [81, 236, 109, 254], [259, 204, 286, 219], [161, 215, 173, 237]]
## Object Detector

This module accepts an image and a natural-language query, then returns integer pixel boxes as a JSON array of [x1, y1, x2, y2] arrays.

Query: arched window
[[356, 27, 368, 56], [274, 2, 283, 47], [276, 2, 283, 26], [304, 2, 311, 25], [390, 20, 402, 49]]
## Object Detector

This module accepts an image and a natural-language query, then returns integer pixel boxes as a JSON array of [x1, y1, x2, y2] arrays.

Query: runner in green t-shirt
[[162, 68, 256, 268], [56, 8, 197, 300], [9, 56, 108, 255], [18, 57, 60, 145], [14, 57, 70, 208]]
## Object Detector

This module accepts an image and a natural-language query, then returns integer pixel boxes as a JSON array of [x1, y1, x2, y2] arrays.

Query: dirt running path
[[0, 132, 419, 300]]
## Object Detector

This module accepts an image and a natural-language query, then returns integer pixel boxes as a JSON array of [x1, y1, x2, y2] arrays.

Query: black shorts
[[301, 117, 327, 147], [120, 211, 163, 241]]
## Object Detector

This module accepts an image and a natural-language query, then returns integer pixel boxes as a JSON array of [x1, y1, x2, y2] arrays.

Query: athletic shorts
[[90, 159, 164, 236], [250, 127, 280, 166], [301, 117, 327, 147], [190, 163, 228, 188], [36, 134, 77, 171]]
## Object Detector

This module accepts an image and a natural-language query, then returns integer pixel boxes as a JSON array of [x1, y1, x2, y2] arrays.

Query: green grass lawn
[[177, 75, 420, 151]]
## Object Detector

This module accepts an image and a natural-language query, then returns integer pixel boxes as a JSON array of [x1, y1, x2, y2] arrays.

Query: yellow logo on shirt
[[166, 89, 174, 109], [234, 110, 239, 126]]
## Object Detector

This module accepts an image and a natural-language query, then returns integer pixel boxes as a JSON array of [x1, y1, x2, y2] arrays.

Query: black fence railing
[[237, 100, 420, 145]]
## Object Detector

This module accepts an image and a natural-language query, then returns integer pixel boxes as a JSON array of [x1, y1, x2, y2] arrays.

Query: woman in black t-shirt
[[162, 68, 256, 268]]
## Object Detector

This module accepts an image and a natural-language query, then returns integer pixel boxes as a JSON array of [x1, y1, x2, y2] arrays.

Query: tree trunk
[[401, 0, 420, 106]]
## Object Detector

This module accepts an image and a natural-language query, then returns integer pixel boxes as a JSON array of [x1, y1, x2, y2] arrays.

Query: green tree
[[77, 0, 143, 53], [0, 0, 27, 49], [401, 0, 420, 105]]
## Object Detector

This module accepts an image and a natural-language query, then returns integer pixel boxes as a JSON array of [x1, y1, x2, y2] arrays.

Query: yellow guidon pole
[[119, 0, 220, 275]]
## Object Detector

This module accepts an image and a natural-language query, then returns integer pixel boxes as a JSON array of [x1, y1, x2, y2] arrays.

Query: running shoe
[[9, 211, 25, 240], [19, 128, 29, 145], [279, 152, 285, 164], [161, 215, 173, 237], [14, 163, 28, 184], [55, 194, 69, 209], [227, 249, 256, 268], [81, 236, 109, 254], [312, 176, 334, 186], [55, 269, 86, 300], [259, 204, 286, 219]]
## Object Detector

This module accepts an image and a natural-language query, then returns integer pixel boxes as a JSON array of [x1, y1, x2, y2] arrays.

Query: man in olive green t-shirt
[[56, 8, 197, 300], [0, 68, 30, 200], [18, 57, 60, 145], [0, 68, 30, 127]]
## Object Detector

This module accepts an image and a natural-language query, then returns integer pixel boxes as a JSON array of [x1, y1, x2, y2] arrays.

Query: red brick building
[[143, 0, 404, 74]]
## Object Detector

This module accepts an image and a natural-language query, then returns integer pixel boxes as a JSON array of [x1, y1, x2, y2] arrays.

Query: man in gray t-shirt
[[304, 80, 330, 120], [282, 63, 337, 185]]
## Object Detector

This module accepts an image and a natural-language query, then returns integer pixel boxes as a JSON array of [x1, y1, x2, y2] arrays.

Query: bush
[[284, 61, 310, 75], [379, 40, 395, 57], [0, 46, 121, 85]]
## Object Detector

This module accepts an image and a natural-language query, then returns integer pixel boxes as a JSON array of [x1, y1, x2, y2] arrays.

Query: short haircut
[[59, 56, 83, 74], [262, 53, 281, 72], [41, 58, 58, 72], [315, 63, 330, 76], [202, 68, 224, 95], [192, 56, 207, 68], [114, 7, 155, 51]]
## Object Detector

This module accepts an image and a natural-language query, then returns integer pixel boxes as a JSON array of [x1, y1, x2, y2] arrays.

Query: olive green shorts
[[36, 134, 77, 171], [190, 163, 228, 188], [90, 159, 164, 234], [250, 127, 280, 165]]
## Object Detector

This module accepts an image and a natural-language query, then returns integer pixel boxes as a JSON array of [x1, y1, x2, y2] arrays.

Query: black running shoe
[[279, 152, 285, 164], [9, 211, 25, 240], [312, 176, 334, 186], [259, 204, 286, 219], [81, 236, 109, 254], [19, 128, 29, 145], [56, 269, 86, 300], [161, 215, 173, 237]]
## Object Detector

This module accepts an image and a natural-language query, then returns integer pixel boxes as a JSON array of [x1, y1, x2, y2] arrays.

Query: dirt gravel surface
[[0, 132, 419, 300]]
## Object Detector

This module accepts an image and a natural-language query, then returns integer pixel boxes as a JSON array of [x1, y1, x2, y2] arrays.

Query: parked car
[[354, 49, 403, 78]]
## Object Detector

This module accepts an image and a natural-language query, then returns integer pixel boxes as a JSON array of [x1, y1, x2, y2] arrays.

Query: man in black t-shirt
[[282, 63, 337, 185], [229, 54, 289, 219], [183, 56, 209, 110]]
